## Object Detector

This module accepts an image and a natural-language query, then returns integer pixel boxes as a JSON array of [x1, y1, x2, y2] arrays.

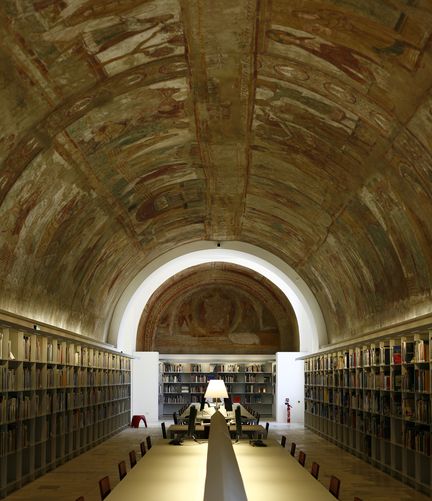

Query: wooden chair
[[298, 450, 306, 467], [290, 441, 296, 457], [281, 435, 286, 448], [129, 450, 137, 468], [187, 405, 198, 437], [98, 476, 111, 500], [118, 460, 127, 481], [140, 441, 146, 457], [161, 421, 167, 439], [146, 435, 152, 450], [75, 497, 85, 501], [310, 461, 320, 479], [353, 498, 363, 501], [234, 405, 243, 439], [329, 475, 341, 499]]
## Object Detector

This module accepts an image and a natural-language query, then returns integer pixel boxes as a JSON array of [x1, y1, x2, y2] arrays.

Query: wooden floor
[[4, 422, 430, 501]]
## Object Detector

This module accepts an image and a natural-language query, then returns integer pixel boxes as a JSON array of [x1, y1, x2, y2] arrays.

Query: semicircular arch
[[108, 241, 327, 353]]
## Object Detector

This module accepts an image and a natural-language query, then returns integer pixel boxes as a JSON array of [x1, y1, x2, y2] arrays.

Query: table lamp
[[204, 379, 228, 410]]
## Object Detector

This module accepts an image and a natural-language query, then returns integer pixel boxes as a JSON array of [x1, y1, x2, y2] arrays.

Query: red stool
[[131, 415, 148, 428]]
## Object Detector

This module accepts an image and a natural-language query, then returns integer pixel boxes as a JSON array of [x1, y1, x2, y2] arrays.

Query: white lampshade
[[204, 379, 228, 399]]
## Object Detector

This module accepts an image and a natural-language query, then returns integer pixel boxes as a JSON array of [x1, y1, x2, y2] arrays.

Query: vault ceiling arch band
[[110, 241, 327, 353]]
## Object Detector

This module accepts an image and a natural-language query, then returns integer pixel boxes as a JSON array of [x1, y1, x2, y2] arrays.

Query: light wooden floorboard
[[4, 422, 430, 501]]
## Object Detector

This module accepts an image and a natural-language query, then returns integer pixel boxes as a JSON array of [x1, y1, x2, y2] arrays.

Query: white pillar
[[132, 351, 159, 424], [275, 352, 305, 423]]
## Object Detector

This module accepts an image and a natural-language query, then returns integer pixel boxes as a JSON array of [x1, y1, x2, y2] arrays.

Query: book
[[392, 346, 401, 364]]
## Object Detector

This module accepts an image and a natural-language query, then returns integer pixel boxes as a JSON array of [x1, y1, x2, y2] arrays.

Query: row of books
[[46, 368, 130, 388], [403, 426, 431, 455], [0, 385, 131, 423], [65, 387, 130, 409], [162, 362, 270, 373], [414, 399, 429, 423], [0, 428, 17, 455], [244, 374, 271, 383], [0, 413, 131, 457], [162, 363, 185, 372], [0, 367, 131, 392], [1, 331, 130, 369], [54, 402, 130, 434], [0, 405, 131, 452], [162, 374, 183, 383], [414, 340, 429, 363], [306, 372, 430, 391], [163, 395, 188, 404], [306, 339, 431, 372], [306, 389, 431, 421]]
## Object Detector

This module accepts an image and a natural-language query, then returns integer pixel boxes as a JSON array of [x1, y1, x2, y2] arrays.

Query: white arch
[[108, 241, 327, 354]]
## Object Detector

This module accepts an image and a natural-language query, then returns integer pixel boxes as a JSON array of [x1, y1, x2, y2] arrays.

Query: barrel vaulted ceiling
[[1, 1, 432, 346]]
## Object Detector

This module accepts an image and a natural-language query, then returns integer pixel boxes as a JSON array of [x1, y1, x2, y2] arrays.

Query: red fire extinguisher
[[285, 398, 292, 423]]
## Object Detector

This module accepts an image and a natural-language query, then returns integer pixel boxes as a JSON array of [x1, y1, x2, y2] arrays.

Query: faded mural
[[137, 263, 298, 354]]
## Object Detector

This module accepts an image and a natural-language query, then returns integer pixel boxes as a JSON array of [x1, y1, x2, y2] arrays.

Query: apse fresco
[[137, 264, 299, 354], [157, 287, 280, 353]]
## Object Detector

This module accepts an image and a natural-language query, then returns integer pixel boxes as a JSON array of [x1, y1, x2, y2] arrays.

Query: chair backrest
[[75, 497, 85, 501], [290, 441, 296, 457], [98, 476, 111, 500], [146, 435, 152, 450], [224, 397, 233, 411], [265, 422, 269, 438], [281, 435, 286, 448], [173, 411, 178, 424], [298, 450, 306, 467], [187, 404, 197, 436], [140, 441, 146, 457], [353, 498, 363, 501], [310, 461, 320, 479], [129, 450, 137, 468], [329, 475, 341, 499], [200, 394, 208, 411], [161, 421, 167, 439], [235, 404, 242, 438], [118, 460, 127, 481]]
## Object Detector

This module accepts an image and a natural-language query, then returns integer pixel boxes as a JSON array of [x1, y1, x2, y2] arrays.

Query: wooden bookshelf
[[304, 330, 431, 496], [0, 325, 131, 498], [159, 359, 275, 417]]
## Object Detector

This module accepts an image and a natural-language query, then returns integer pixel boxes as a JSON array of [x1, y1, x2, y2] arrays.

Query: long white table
[[106, 439, 336, 500], [234, 441, 335, 500]]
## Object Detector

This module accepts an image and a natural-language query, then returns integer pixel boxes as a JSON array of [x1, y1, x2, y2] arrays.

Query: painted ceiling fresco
[[1, 1, 432, 345], [137, 263, 299, 354]]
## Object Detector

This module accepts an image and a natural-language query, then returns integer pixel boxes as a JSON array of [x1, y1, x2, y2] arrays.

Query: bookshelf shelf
[[159, 359, 275, 417], [304, 330, 431, 496], [0, 325, 131, 498]]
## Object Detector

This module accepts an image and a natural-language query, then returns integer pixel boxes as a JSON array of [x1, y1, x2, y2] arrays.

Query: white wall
[[132, 351, 159, 425], [275, 352, 305, 423]]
